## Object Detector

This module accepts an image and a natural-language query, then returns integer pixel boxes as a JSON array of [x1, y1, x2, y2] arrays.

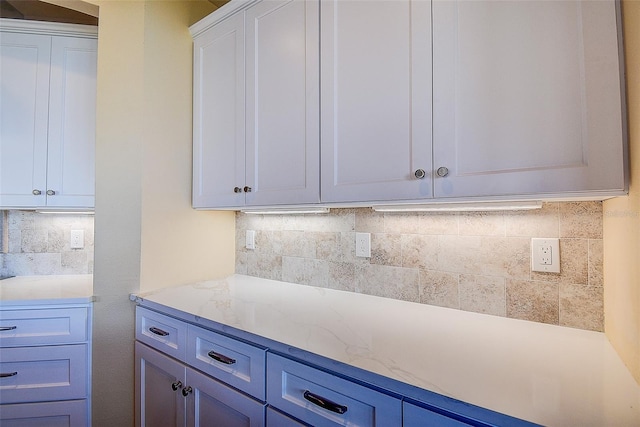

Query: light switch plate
[[531, 238, 560, 273], [246, 230, 256, 250]]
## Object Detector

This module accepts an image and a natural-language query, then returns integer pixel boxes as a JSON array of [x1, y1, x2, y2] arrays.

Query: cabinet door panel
[[187, 367, 265, 427], [135, 342, 186, 427], [0, 400, 88, 427], [47, 36, 97, 208], [0, 32, 50, 207], [245, 0, 319, 206], [193, 12, 246, 208], [321, 0, 432, 203], [433, 0, 625, 198]]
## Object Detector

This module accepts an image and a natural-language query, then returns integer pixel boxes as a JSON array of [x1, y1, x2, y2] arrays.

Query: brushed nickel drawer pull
[[149, 326, 169, 337], [0, 326, 17, 331], [207, 350, 236, 365], [303, 390, 348, 415], [0, 372, 18, 378]]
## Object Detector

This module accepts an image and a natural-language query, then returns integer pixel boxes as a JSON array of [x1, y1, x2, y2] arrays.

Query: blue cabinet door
[[403, 402, 471, 426]]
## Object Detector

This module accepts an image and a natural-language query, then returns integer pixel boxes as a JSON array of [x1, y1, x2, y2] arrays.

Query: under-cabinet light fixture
[[372, 201, 543, 213], [35, 210, 95, 215], [241, 207, 330, 215]]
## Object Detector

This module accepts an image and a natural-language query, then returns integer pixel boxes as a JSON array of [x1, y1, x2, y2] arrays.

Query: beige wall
[[88, 0, 233, 425], [604, 0, 640, 385]]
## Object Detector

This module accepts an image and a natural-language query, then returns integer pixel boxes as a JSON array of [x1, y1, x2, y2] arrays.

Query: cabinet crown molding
[[0, 18, 97, 38]]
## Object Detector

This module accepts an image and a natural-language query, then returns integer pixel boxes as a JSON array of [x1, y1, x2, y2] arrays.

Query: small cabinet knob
[[46, 190, 56, 196], [414, 169, 426, 179], [181, 386, 193, 397], [32, 189, 42, 195], [436, 167, 449, 177], [171, 381, 182, 391], [234, 187, 242, 193], [243, 186, 252, 193]]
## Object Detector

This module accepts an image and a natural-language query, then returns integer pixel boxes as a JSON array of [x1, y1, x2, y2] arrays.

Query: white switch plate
[[531, 238, 560, 273], [246, 230, 256, 250], [70, 229, 84, 249], [355, 232, 371, 258]]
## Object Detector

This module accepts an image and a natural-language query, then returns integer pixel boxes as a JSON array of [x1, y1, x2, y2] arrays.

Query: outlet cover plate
[[531, 238, 560, 273], [355, 232, 371, 258]]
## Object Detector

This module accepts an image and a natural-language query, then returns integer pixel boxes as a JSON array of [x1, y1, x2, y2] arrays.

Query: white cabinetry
[[0, 304, 92, 427], [0, 20, 97, 209], [431, 0, 625, 199], [192, 0, 319, 209]]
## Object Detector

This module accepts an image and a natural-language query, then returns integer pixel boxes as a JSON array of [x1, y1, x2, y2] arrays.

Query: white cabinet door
[[192, 12, 246, 208], [46, 36, 97, 208], [432, 0, 625, 199], [0, 32, 50, 207], [245, 0, 319, 206], [320, 0, 432, 203]]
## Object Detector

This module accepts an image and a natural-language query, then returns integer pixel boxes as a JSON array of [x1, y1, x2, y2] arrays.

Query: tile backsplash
[[235, 202, 604, 332], [0, 210, 94, 276]]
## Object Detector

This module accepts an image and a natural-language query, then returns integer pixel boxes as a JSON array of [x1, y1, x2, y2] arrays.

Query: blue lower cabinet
[[267, 353, 402, 426], [266, 406, 309, 426], [403, 401, 472, 426]]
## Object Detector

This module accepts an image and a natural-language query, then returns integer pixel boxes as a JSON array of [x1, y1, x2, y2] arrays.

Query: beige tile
[[282, 230, 315, 258], [21, 229, 48, 253], [327, 261, 355, 292], [506, 279, 559, 325], [61, 251, 88, 273], [383, 212, 421, 234], [417, 213, 458, 235], [401, 234, 439, 270], [371, 233, 402, 266], [355, 264, 420, 302], [505, 202, 559, 237], [559, 283, 603, 332], [531, 238, 588, 285], [459, 274, 506, 316], [355, 208, 384, 233], [235, 251, 248, 275], [559, 201, 603, 239], [282, 256, 305, 284], [256, 230, 284, 255], [458, 212, 505, 236], [419, 269, 459, 309], [588, 239, 604, 287], [305, 259, 329, 287], [316, 232, 356, 263], [246, 252, 282, 281], [47, 229, 65, 252]]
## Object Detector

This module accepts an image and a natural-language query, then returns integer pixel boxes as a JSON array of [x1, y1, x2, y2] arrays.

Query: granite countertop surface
[[134, 274, 640, 427], [0, 274, 94, 305]]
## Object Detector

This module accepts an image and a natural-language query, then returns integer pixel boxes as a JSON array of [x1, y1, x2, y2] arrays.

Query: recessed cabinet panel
[[245, 0, 319, 206], [0, 400, 88, 427], [320, 0, 432, 203], [432, 0, 625, 198], [0, 32, 50, 207], [192, 12, 246, 208]]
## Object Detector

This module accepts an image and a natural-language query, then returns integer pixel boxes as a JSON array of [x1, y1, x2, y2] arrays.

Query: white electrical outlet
[[246, 230, 256, 250], [70, 230, 84, 249], [531, 238, 560, 273], [355, 232, 371, 258]]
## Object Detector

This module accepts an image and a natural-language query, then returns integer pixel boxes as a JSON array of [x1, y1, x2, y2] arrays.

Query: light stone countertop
[[0, 274, 94, 306], [135, 274, 640, 427]]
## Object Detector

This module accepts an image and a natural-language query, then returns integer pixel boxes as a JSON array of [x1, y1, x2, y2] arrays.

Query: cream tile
[[505, 202, 559, 237], [327, 261, 356, 292], [588, 239, 604, 287], [315, 232, 356, 263], [401, 234, 439, 270], [419, 269, 459, 309], [383, 212, 421, 234], [531, 238, 588, 285], [417, 212, 458, 235], [559, 283, 604, 332], [355, 208, 384, 233], [61, 251, 88, 273], [458, 212, 505, 236], [371, 233, 402, 266], [459, 274, 506, 316], [246, 252, 282, 281], [355, 264, 420, 302], [306, 259, 329, 287], [282, 230, 315, 258], [235, 251, 248, 275], [256, 230, 284, 254], [506, 279, 559, 325], [559, 201, 603, 239], [21, 229, 48, 253], [282, 256, 305, 284]]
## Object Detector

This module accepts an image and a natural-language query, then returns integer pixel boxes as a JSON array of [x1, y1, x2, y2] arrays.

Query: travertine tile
[[383, 212, 421, 234], [506, 279, 559, 325], [355, 208, 384, 233], [315, 232, 355, 263], [531, 238, 588, 285], [559, 201, 603, 239], [246, 252, 282, 281], [459, 274, 506, 316], [559, 283, 603, 332], [458, 212, 505, 236], [47, 229, 66, 253], [327, 261, 355, 292], [61, 251, 88, 273], [401, 234, 439, 270], [505, 202, 559, 237], [355, 264, 419, 302], [235, 251, 248, 275], [419, 269, 459, 309], [282, 230, 314, 258], [256, 230, 284, 254], [371, 233, 401, 266], [417, 213, 458, 235], [588, 239, 604, 287], [282, 256, 305, 284], [306, 259, 329, 287], [21, 229, 47, 253]]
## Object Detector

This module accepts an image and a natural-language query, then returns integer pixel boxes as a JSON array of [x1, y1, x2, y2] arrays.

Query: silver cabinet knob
[[32, 189, 42, 195], [234, 187, 242, 193], [414, 169, 426, 179], [181, 386, 193, 397], [171, 381, 182, 391], [436, 167, 449, 177], [243, 186, 252, 193], [46, 190, 55, 196]]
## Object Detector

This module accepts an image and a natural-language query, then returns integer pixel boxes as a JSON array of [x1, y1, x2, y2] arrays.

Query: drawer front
[[266, 407, 309, 427], [187, 324, 266, 400], [403, 401, 472, 426], [0, 344, 88, 404], [0, 399, 88, 427], [267, 353, 401, 427], [0, 307, 88, 346], [136, 307, 187, 361]]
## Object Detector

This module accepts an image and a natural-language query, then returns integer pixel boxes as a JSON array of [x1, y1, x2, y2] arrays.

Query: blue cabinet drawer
[[186, 324, 266, 400], [403, 401, 471, 426], [0, 307, 88, 347], [267, 353, 401, 427], [267, 406, 308, 426], [136, 307, 187, 361]]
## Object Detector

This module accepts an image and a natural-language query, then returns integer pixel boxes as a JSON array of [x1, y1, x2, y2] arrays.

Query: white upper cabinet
[[432, 0, 626, 199], [0, 21, 97, 209], [320, 0, 432, 203], [192, 0, 319, 209]]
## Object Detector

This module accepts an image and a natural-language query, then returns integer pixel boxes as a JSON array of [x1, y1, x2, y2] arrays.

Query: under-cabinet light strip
[[371, 201, 543, 213], [241, 207, 330, 215]]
